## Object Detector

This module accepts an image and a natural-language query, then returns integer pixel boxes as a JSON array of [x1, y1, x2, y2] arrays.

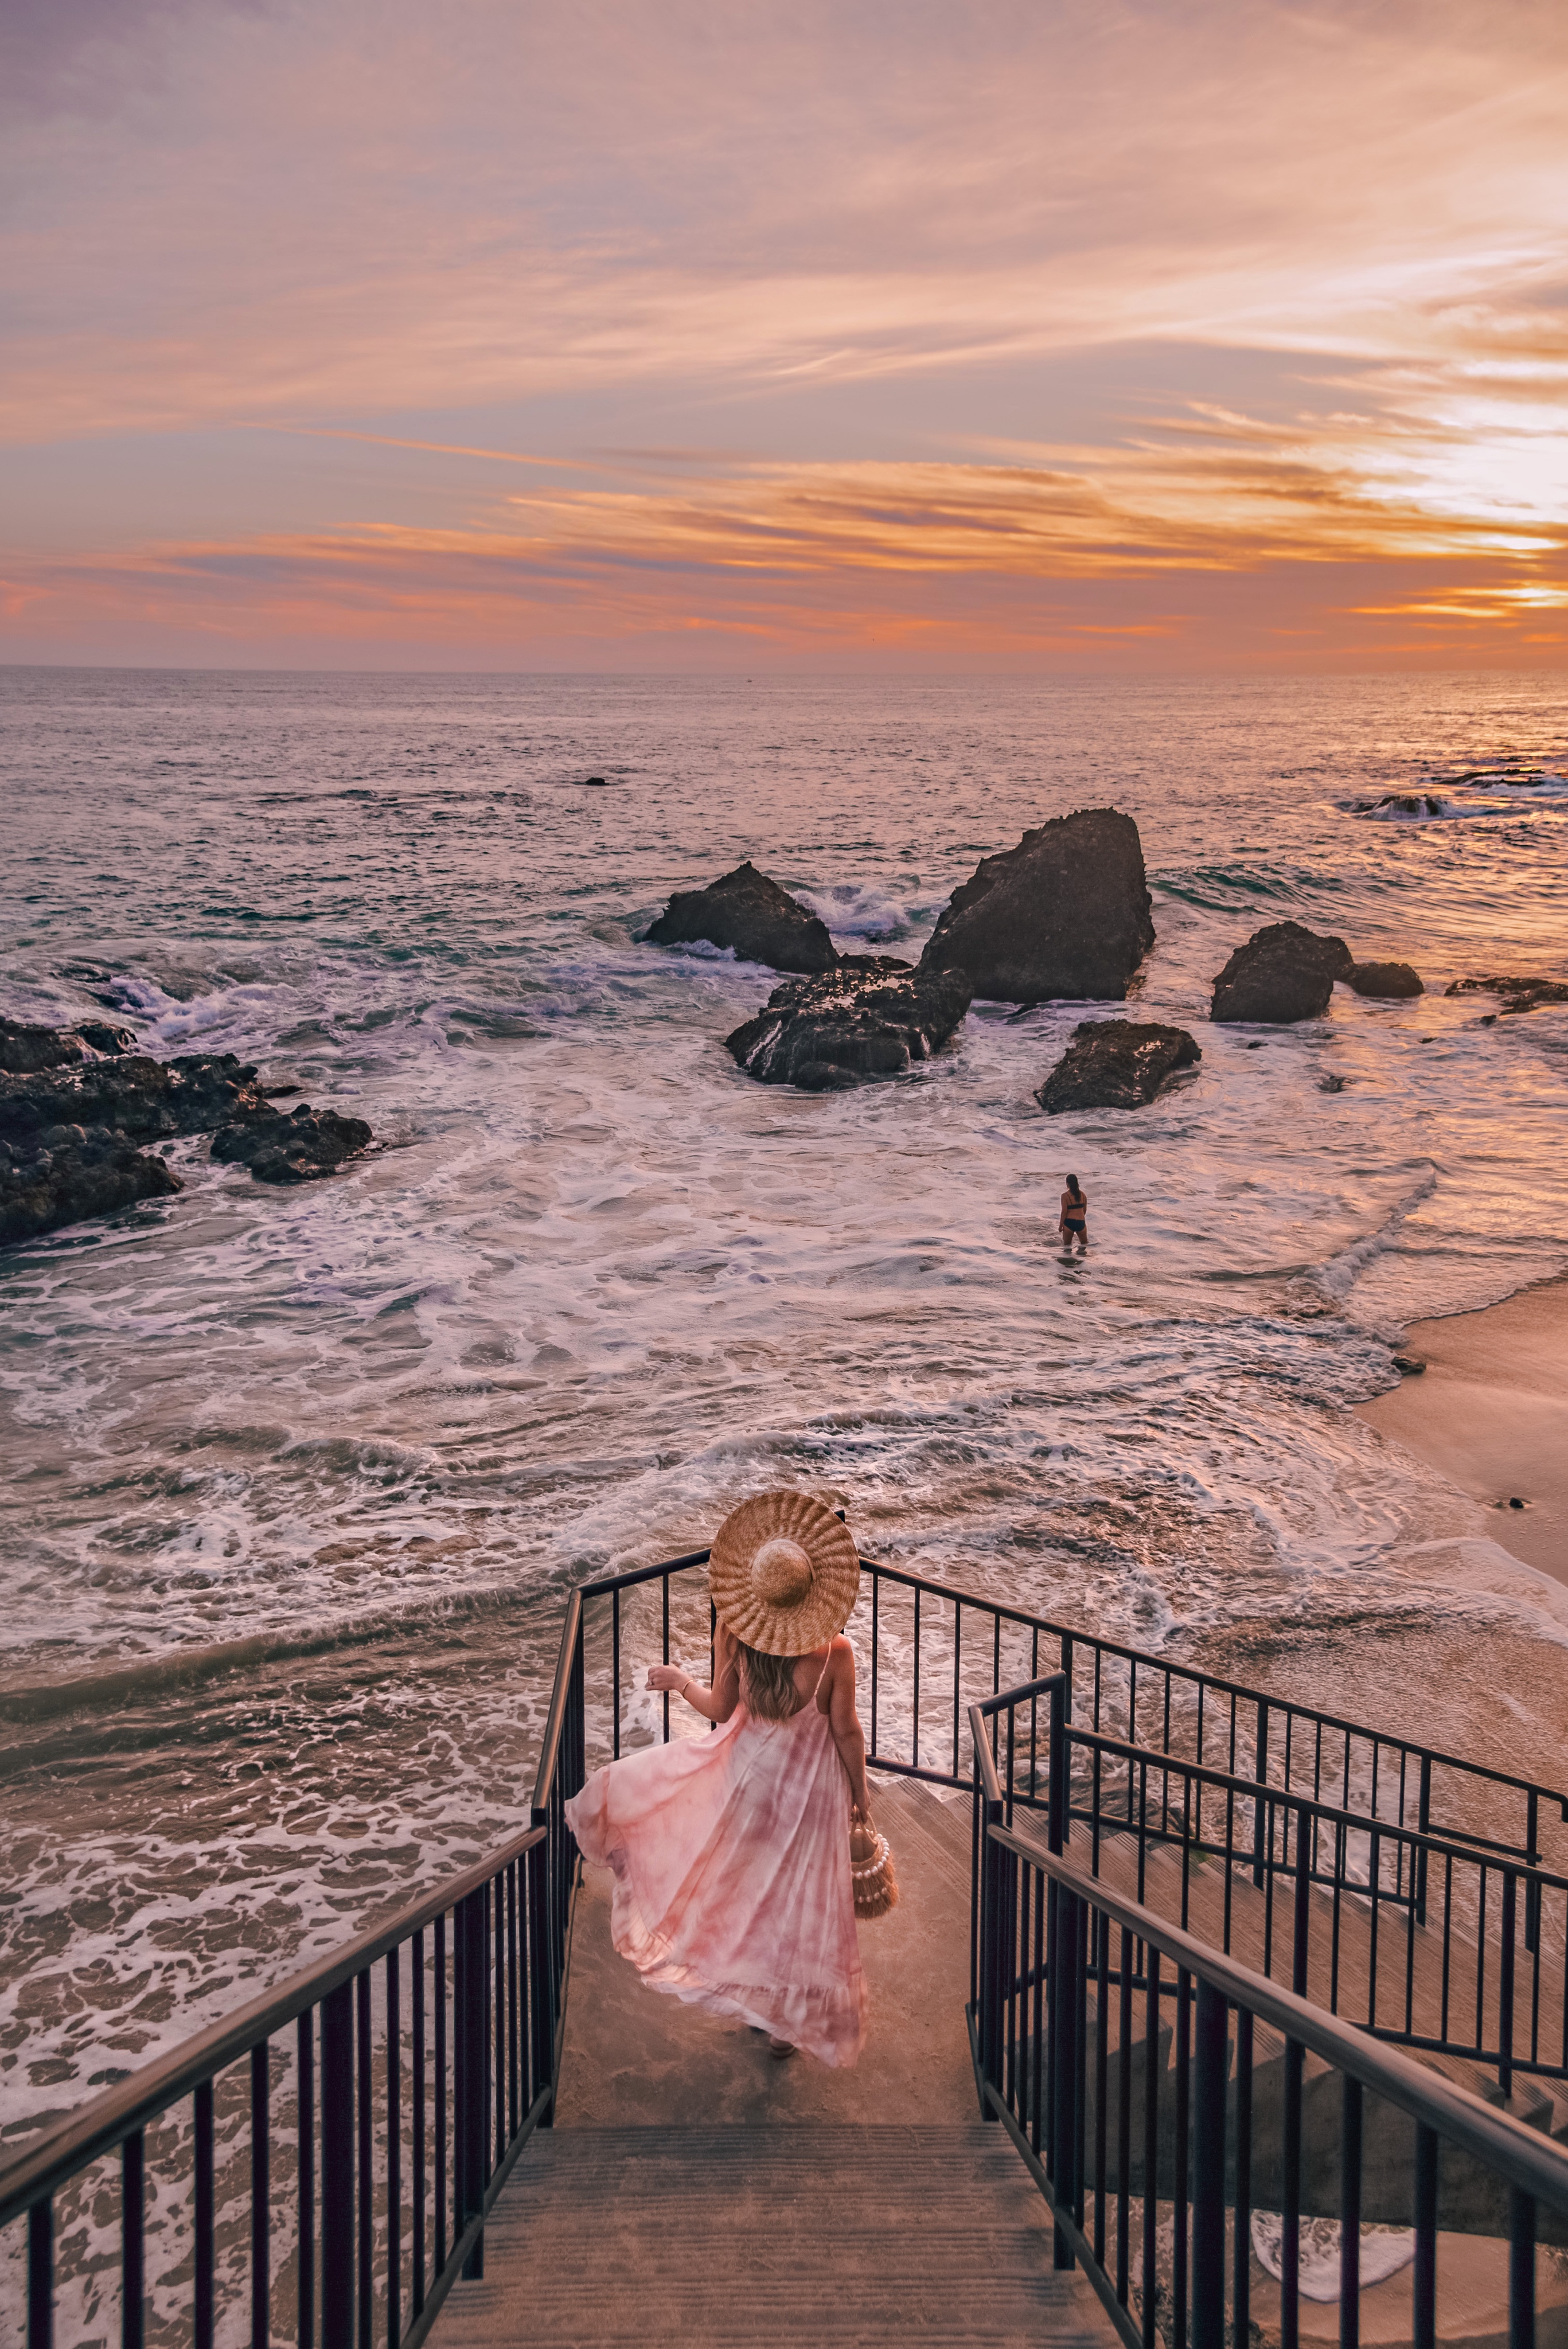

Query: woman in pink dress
[[564, 1492, 875, 2065]]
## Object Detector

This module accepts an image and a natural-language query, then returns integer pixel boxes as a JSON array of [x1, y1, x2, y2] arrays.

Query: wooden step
[[430, 2124, 1120, 2347]]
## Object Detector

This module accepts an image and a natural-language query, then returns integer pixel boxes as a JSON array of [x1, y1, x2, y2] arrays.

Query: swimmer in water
[[1059, 1174, 1088, 1254]]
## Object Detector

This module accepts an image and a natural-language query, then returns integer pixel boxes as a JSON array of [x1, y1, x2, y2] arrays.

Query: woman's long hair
[[738, 1641, 808, 1720]]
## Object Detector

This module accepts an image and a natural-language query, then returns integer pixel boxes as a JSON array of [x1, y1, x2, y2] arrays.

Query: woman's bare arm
[[825, 1636, 874, 1819], [648, 1622, 740, 1722]]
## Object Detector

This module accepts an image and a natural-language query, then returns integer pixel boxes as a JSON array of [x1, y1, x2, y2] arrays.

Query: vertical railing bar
[[1340, 2075, 1363, 2349], [661, 1574, 670, 1743], [1413, 2122, 1438, 2349], [912, 1585, 921, 1770], [1510, 2186, 1536, 2349], [27, 2198, 52, 2349], [194, 2079, 215, 2349], [434, 1915, 447, 2275], [298, 2007, 316, 2349], [124, 2127, 146, 2349], [412, 1929, 426, 2319], [251, 2040, 270, 2349], [387, 1952, 401, 2349], [611, 1586, 621, 1761], [356, 1968, 372, 2349], [1142, 1948, 1160, 2349]]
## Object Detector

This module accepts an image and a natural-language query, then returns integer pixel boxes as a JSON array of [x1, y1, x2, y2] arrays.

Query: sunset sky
[[3, 0, 1566, 671]]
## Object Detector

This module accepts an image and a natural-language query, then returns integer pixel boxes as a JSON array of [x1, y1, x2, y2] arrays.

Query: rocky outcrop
[[724, 957, 972, 1091], [1210, 922, 1353, 1024], [1035, 1020, 1200, 1113], [918, 809, 1154, 1006], [645, 862, 838, 976], [1353, 793, 1445, 818], [1348, 961, 1423, 998], [0, 1015, 136, 1075], [1444, 976, 1568, 1016], [210, 1103, 373, 1184], [0, 1128, 182, 1247], [0, 1051, 267, 1146], [0, 1023, 375, 1243]]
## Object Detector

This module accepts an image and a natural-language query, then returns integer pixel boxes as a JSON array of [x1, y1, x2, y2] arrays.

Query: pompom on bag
[[849, 1810, 899, 1920]]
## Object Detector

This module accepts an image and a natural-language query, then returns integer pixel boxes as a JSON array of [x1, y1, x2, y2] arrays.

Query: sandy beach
[[1358, 1277, 1568, 1587]]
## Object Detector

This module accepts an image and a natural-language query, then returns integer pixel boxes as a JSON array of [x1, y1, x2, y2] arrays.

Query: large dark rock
[[0, 1016, 138, 1074], [644, 861, 838, 976], [1349, 961, 1423, 999], [1210, 922, 1353, 1024], [211, 1102, 373, 1184], [724, 956, 971, 1091], [1444, 976, 1568, 1016], [1036, 1019, 1200, 1113], [0, 1052, 266, 1148], [0, 1127, 182, 1246], [918, 809, 1154, 1006]]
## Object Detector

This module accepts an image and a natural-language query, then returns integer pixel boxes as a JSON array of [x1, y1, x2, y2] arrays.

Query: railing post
[[1500, 1870, 1518, 2102], [457, 1889, 487, 2278], [320, 1983, 355, 2349], [1049, 1679, 1068, 1858], [1192, 1978, 1228, 2349], [1253, 1700, 1270, 1890], [1417, 1755, 1432, 1928], [527, 1816, 555, 2124]]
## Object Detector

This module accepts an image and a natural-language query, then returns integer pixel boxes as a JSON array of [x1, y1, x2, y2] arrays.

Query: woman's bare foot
[[767, 2035, 797, 2060]]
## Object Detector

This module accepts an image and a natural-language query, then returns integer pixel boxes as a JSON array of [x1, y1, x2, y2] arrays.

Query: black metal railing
[[1, 1598, 587, 2349], [970, 1683, 1568, 2349], [582, 1548, 1568, 1878], [972, 1677, 1568, 2097]]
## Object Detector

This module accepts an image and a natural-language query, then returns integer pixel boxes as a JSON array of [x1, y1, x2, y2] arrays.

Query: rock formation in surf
[[211, 1102, 374, 1184], [1444, 976, 1568, 1016], [724, 956, 972, 1091], [1210, 922, 1353, 1024], [1035, 1019, 1201, 1113], [644, 861, 839, 976], [0, 1022, 375, 1245], [918, 809, 1154, 1005], [0, 1014, 136, 1074], [1348, 961, 1424, 998]]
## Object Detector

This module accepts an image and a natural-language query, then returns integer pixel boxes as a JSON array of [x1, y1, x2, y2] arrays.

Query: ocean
[[2, 664, 1566, 2138]]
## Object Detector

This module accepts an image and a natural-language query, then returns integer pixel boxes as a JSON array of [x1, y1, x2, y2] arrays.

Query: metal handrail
[[990, 1816, 1568, 2216], [0, 1823, 543, 2233], [970, 1689, 1568, 2349], [531, 1586, 584, 1812]]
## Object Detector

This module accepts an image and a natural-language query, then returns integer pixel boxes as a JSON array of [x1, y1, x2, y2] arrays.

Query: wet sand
[[1358, 1277, 1568, 1587]]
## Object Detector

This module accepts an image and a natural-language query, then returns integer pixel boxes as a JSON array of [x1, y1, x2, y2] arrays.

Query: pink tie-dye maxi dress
[[564, 1680, 868, 2068]]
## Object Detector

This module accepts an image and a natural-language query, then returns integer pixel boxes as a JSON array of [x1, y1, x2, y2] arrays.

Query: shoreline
[[1357, 1275, 1568, 1587]]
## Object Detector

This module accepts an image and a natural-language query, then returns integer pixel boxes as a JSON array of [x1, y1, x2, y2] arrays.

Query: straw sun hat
[[708, 1490, 860, 1656]]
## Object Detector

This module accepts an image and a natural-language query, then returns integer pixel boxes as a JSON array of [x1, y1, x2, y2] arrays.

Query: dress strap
[[812, 1643, 834, 1704]]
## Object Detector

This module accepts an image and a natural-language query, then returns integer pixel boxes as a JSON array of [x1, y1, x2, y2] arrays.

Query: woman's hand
[[647, 1665, 688, 1695]]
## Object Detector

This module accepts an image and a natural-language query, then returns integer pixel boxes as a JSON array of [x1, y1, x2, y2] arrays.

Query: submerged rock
[[1210, 922, 1353, 1024], [1348, 961, 1423, 998], [211, 1103, 373, 1184], [1354, 793, 1445, 818], [1444, 975, 1568, 1016], [919, 809, 1154, 1005], [724, 956, 972, 1090], [645, 861, 838, 976], [0, 1128, 181, 1246], [1035, 1019, 1200, 1113]]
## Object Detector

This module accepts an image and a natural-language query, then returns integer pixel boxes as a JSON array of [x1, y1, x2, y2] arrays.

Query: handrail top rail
[[988, 1812, 1568, 2217], [580, 1546, 1568, 1820], [1064, 1720, 1568, 1890], [0, 1819, 545, 2231]]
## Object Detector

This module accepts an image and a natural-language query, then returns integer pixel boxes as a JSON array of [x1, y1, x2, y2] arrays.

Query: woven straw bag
[[849, 1809, 899, 1920]]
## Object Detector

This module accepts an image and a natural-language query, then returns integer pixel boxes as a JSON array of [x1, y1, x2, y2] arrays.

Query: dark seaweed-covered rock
[[919, 809, 1154, 1005], [724, 957, 971, 1091], [1035, 1019, 1201, 1113], [1348, 961, 1423, 998], [1444, 976, 1568, 1016], [210, 1103, 373, 1184], [645, 862, 838, 976], [1210, 923, 1354, 1024], [0, 1128, 181, 1246], [0, 1052, 266, 1148], [77, 1021, 136, 1055]]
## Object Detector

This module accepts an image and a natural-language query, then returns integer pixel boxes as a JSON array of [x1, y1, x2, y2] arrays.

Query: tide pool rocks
[[1445, 975, 1568, 1016], [644, 861, 839, 976], [1036, 1019, 1201, 1113], [0, 1023, 375, 1245], [725, 957, 972, 1091], [1210, 922, 1352, 1023], [1348, 961, 1424, 998], [918, 809, 1154, 1005]]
